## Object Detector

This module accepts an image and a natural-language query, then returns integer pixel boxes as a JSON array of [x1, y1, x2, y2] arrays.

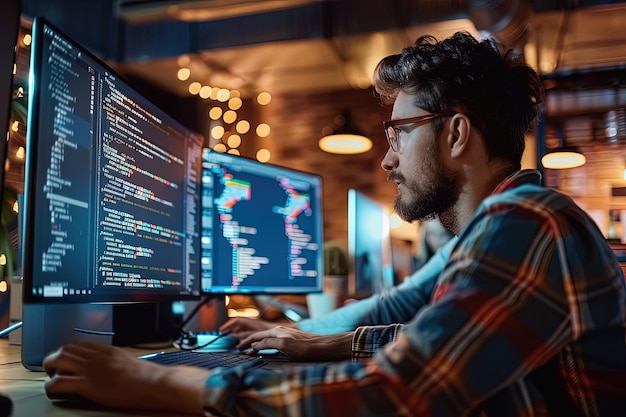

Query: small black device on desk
[[174, 330, 239, 352], [0, 393, 12, 417]]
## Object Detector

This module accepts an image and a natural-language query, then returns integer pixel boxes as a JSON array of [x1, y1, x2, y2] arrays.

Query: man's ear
[[446, 113, 472, 158]]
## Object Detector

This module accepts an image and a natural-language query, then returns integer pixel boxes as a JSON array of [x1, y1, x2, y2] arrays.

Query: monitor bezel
[[22, 17, 203, 304]]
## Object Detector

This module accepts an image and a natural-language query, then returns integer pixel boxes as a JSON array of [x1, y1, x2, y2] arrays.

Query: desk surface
[[0, 339, 194, 417], [0, 339, 310, 417]]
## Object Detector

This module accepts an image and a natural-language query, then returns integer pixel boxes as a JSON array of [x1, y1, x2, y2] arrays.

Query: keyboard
[[140, 350, 265, 370]]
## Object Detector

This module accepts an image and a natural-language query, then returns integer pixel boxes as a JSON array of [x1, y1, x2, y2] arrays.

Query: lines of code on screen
[[25, 22, 202, 302], [200, 149, 323, 294]]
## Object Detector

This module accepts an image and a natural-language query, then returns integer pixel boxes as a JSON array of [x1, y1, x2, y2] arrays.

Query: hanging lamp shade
[[318, 111, 372, 155], [541, 124, 586, 170], [541, 146, 586, 169]]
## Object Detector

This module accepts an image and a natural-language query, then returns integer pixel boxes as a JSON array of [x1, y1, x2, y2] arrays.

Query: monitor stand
[[21, 302, 179, 371], [21, 303, 115, 371]]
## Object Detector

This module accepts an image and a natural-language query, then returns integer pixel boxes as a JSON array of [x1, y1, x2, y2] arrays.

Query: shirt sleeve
[[296, 238, 456, 335], [351, 324, 402, 359]]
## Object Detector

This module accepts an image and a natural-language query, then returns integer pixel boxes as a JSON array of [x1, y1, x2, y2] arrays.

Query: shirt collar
[[490, 169, 542, 196]]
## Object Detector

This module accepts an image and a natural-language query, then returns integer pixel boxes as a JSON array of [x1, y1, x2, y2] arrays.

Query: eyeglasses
[[383, 112, 454, 152]]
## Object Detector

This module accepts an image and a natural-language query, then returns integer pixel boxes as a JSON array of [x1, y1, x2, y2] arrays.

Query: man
[[43, 32, 626, 416]]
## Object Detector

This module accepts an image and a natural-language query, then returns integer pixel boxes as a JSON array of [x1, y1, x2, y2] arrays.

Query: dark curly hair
[[373, 31, 544, 170]]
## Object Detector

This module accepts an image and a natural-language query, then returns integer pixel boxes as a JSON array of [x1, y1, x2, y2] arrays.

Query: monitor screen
[[200, 148, 324, 294], [348, 189, 394, 296], [22, 18, 203, 303]]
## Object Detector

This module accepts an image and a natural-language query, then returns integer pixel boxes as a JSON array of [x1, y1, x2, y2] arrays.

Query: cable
[[173, 295, 232, 350], [73, 328, 115, 336], [178, 295, 217, 332], [0, 321, 22, 338]]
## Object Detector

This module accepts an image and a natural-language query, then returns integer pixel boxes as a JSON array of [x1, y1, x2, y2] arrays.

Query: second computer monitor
[[348, 189, 394, 296], [200, 149, 324, 294]]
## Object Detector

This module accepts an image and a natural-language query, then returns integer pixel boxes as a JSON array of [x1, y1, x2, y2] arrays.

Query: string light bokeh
[[181, 61, 274, 162]]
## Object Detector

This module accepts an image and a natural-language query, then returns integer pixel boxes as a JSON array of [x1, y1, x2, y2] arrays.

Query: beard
[[392, 148, 459, 223]]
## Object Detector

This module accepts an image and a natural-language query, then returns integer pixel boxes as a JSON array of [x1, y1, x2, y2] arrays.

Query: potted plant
[[322, 241, 348, 294]]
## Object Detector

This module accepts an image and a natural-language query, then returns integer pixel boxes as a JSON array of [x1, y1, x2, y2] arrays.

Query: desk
[[0, 339, 190, 417], [0, 339, 312, 417]]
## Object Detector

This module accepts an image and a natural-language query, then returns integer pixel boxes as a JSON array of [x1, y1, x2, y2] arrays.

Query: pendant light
[[541, 146, 586, 169], [318, 110, 372, 155], [541, 125, 586, 169]]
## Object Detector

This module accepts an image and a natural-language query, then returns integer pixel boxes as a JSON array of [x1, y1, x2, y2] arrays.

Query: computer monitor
[[21, 18, 203, 369], [200, 148, 324, 294], [23, 18, 203, 304], [347, 189, 394, 296]]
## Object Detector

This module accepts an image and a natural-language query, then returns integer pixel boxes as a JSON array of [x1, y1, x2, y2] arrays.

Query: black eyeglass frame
[[383, 112, 455, 152]]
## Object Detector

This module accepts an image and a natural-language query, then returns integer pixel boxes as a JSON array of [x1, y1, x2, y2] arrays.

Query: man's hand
[[237, 326, 354, 361], [219, 317, 296, 340], [43, 342, 210, 414]]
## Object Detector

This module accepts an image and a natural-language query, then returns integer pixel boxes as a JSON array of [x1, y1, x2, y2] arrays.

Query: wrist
[[313, 332, 354, 361]]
